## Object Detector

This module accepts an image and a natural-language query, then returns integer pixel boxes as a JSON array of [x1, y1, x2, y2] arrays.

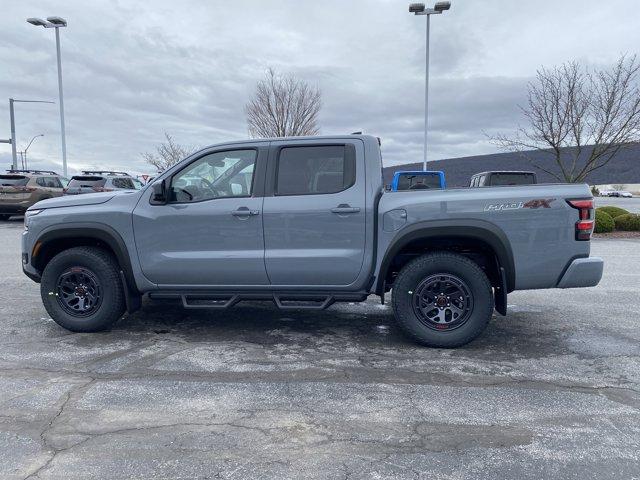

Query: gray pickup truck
[[21, 135, 603, 347]]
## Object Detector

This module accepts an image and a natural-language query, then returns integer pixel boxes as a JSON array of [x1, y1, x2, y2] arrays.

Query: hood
[[30, 190, 136, 210]]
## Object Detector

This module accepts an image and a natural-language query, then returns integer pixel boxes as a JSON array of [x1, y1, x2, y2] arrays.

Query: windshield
[[0, 175, 29, 186]]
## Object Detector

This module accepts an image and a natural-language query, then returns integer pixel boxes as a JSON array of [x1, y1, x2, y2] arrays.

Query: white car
[[607, 190, 634, 198]]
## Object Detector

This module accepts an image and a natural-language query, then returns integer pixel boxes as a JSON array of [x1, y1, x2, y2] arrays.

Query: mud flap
[[494, 266, 507, 316], [119, 271, 142, 314]]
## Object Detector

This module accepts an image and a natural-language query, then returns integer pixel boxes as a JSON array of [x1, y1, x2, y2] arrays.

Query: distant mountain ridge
[[382, 143, 640, 187]]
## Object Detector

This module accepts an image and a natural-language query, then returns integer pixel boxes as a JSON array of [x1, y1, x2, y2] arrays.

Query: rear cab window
[[275, 145, 355, 196], [490, 173, 536, 186]]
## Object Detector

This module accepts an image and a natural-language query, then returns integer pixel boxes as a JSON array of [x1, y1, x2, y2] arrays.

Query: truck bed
[[377, 183, 594, 290]]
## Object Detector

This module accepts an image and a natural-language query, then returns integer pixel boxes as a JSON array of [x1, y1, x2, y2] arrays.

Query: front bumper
[[557, 257, 604, 288], [21, 230, 41, 283]]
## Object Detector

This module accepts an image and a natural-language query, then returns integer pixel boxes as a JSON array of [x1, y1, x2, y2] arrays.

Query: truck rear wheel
[[40, 247, 126, 332], [392, 252, 494, 348]]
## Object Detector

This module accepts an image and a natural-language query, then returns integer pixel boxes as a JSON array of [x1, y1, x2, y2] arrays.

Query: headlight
[[24, 209, 43, 230], [25, 209, 43, 217]]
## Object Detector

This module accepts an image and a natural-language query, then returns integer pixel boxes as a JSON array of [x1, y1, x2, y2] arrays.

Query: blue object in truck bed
[[390, 170, 446, 191]]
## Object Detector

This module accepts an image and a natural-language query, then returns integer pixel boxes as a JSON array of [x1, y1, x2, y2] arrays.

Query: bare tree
[[246, 68, 321, 138], [492, 55, 640, 182], [142, 133, 195, 172]]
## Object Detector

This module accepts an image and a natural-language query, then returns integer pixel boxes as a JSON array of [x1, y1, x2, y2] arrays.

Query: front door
[[133, 146, 269, 287], [262, 141, 367, 286]]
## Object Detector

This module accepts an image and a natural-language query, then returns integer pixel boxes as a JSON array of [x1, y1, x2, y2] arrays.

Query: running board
[[149, 291, 367, 310], [273, 294, 334, 310]]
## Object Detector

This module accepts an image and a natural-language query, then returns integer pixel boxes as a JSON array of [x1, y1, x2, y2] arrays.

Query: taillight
[[567, 199, 594, 240]]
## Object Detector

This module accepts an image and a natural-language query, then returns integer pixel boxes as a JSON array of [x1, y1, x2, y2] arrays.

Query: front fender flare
[[32, 222, 138, 296]]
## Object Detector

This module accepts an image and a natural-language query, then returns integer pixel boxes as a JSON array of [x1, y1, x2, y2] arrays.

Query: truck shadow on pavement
[[91, 297, 576, 362]]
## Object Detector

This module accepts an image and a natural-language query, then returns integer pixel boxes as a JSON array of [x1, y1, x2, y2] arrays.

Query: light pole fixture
[[27, 16, 68, 176], [22, 134, 44, 170], [7, 99, 55, 170], [409, 1, 451, 171]]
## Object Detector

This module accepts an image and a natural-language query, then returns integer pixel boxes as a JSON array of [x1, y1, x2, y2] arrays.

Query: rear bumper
[[557, 257, 603, 288], [0, 202, 31, 214]]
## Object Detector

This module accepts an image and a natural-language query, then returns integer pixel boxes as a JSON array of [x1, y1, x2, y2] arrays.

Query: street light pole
[[409, 2, 451, 171], [27, 16, 68, 176], [7, 99, 54, 170], [54, 26, 67, 177], [424, 14, 430, 172], [9, 99, 16, 169]]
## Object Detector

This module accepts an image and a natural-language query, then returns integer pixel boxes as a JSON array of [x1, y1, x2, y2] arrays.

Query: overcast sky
[[1, 0, 638, 175]]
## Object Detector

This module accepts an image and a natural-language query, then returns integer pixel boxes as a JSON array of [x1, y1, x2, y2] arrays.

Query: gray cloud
[[1, 0, 638, 174]]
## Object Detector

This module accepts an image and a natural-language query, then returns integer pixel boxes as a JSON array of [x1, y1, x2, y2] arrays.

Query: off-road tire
[[40, 246, 126, 332], [392, 252, 494, 348]]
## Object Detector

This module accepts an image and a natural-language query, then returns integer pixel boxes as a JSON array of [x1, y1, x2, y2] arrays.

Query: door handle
[[331, 204, 360, 214], [232, 207, 260, 217]]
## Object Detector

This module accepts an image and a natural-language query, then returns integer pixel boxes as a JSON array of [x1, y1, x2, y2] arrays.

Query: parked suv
[[64, 171, 141, 195], [0, 169, 66, 220]]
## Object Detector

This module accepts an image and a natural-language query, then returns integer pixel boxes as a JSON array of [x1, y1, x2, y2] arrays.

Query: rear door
[[111, 177, 136, 190], [262, 140, 367, 286], [36, 176, 64, 198]]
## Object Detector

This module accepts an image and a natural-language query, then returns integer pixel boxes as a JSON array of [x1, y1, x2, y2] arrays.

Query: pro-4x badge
[[484, 198, 555, 211]]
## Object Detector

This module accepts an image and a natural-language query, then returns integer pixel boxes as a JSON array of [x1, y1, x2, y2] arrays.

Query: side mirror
[[151, 179, 167, 204]]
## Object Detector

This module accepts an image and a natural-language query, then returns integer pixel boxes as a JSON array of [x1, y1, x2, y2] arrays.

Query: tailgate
[[0, 186, 31, 201]]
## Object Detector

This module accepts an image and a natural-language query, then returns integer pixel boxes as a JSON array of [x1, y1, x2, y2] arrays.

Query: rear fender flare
[[376, 219, 515, 294]]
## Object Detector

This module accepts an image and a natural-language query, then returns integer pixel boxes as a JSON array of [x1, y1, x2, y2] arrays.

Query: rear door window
[[112, 178, 135, 189], [36, 177, 59, 188], [275, 145, 355, 196]]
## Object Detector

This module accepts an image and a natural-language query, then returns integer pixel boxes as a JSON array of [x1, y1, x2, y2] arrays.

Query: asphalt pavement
[[0, 218, 638, 479]]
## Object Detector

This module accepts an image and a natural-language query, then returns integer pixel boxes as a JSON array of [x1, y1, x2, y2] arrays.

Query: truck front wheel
[[40, 246, 126, 332], [392, 252, 494, 348]]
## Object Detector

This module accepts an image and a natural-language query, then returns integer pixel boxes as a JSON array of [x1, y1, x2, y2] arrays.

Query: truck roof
[[191, 134, 380, 151], [472, 170, 536, 176]]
